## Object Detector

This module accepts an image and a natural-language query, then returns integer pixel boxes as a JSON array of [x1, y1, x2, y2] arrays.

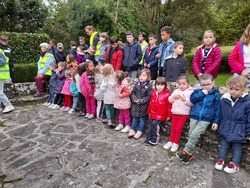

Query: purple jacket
[[54, 69, 66, 94]]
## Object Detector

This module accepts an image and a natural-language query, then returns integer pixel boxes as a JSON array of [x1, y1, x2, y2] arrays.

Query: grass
[[189, 45, 234, 56]]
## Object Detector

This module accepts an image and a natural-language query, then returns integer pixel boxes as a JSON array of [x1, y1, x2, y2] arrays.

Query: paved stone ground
[[0, 104, 250, 188]]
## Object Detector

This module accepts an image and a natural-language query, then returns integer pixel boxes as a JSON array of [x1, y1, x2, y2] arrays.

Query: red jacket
[[228, 41, 245, 74], [192, 43, 222, 78], [147, 88, 172, 121], [106, 47, 123, 71]]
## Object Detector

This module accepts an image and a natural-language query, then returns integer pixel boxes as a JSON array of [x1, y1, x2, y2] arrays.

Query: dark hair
[[115, 70, 127, 85], [160, 26, 172, 35], [139, 32, 147, 38], [140, 69, 151, 81], [155, 77, 167, 90], [77, 46, 84, 52], [72, 70, 77, 83], [50, 62, 57, 68], [66, 54, 76, 63], [110, 36, 119, 44], [176, 75, 190, 84], [84, 60, 94, 70], [79, 36, 85, 41], [148, 33, 158, 39], [70, 41, 77, 46], [199, 74, 213, 81], [85, 25, 95, 31], [49, 39, 56, 44], [77, 63, 86, 76], [125, 31, 134, 37], [173, 41, 184, 49]]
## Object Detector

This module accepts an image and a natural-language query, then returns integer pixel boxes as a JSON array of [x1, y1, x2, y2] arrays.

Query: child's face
[[148, 37, 157, 46], [65, 73, 71, 78], [57, 47, 64, 52], [178, 79, 189, 91], [139, 72, 148, 82], [200, 79, 214, 92], [138, 34, 144, 42], [79, 39, 85, 45], [126, 35, 134, 44], [66, 56, 70, 62], [58, 65, 63, 71], [174, 45, 184, 56], [228, 85, 245, 99], [100, 36, 106, 42], [161, 31, 170, 42], [99, 66, 104, 74], [156, 84, 165, 93], [89, 48, 95, 56], [111, 42, 118, 49], [77, 47, 83, 54], [87, 62, 95, 72], [203, 32, 215, 47], [50, 66, 56, 71]]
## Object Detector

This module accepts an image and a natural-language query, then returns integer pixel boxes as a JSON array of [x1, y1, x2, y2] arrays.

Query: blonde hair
[[95, 64, 103, 74], [58, 61, 67, 70], [227, 76, 247, 89], [102, 64, 115, 81], [240, 23, 250, 45], [65, 70, 73, 78], [203, 30, 216, 40], [140, 69, 151, 82]]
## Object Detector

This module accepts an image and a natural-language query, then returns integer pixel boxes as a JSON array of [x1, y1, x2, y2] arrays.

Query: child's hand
[[248, 138, 250, 141], [180, 94, 186, 102], [197, 73, 203, 77], [147, 64, 151, 68], [166, 117, 170, 121], [156, 54, 161, 59], [211, 123, 218, 131], [144, 63, 147, 67], [118, 93, 123, 98], [202, 89, 208, 95], [173, 94, 180, 99]]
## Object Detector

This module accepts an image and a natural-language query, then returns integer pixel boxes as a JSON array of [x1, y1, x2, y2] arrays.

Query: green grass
[[189, 45, 234, 56], [187, 73, 231, 86]]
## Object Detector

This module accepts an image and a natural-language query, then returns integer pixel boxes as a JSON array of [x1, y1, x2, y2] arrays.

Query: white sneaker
[[85, 113, 90, 118], [51, 104, 60, 110], [3, 105, 14, 113], [224, 162, 240, 173], [69, 109, 75, 114], [88, 114, 94, 120], [163, 142, 173, 150], [215, 159, 224, 171], [115, 124, 124, 131], [170, 143, 179, 152], [42, 102, 51, 107], [121, 126, 130, 133], [48, 104, 55, 108]]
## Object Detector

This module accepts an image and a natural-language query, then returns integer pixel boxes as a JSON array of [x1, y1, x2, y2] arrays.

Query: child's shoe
[[149, 140, 158, 146], [43, 102, 51, 107], [120, 126, 130, 133], [64, 107, 71, 112], [181, 152, 194, 165], [84, 113, 90, 118], [48, 104, 54, 108], [51, 104, 60, 110], [76, 112, 85, 117], [176, 150, 188, 161], [170, 143, 179, 152], [144, 140, 150, 146], [69, 109, 75, 114], [163, 142, 173, 150], [88, 114, 95, 120], [115, 124, 124, 131], [215, 159, 225, 171], [134, 131, 142, 139], [102, 119, 108, 123], [60, 106, 66, 111], [96, 118, 103, 123], [128, 129, 135, 138], [224, 162, 239, 174], [108, 120, 115, 128]]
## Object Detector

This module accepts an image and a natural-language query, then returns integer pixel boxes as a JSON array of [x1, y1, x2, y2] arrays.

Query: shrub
[[13, 63, 37, 83]]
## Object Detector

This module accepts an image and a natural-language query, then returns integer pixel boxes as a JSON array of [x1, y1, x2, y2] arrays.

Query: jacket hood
[[165, 54, 182, 60], [221, 92, 248, 100]]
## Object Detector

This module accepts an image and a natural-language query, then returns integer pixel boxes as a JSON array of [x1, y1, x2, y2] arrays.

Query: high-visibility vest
[[139, 40, 149, 65], [0, 49, 10, 80], [39, 53, 55, 76], [89, 31, 100, 56]]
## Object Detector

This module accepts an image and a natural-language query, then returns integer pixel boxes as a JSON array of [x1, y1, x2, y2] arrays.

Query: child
[[76, 46, 85, 65], [66, 54, 78, 71], [85, 45, 98, 66], [79, 36, 88, 51], [163, 41, 187, 92], [156, 26, 175, 77], [43, 62, 57, 107], [50, 61, 67, 109], [176, 74, 220, 164], [138, 32, 148, 70], [75, 64, 86, 116], [145, 77, 172, 146], [69, 71, 78, 114], [128, 69, 152, 139], [192, 30, 222, 82], [143, 33, 159, 80], [122, 31, 142, 78], [163, 76, 194, 152], [99, 32, 110, 65], [214, 76, 250, 173], [80, 60, 96, 119], [69, 40, 77, 58], [100, 64, 116, 127], [54, 43, 66, 63], [94, 64, 105, 122], [114, 70, 131, 132], [60, 70, 73, 111]]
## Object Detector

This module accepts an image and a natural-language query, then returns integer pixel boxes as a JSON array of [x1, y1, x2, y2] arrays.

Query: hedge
[[13, 63, 37, 83]]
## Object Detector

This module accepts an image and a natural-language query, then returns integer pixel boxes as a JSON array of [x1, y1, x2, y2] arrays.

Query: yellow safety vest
[[0, 49, 10, 80], [39, 53, 55, 76], [89, 31, 100, 56], [139, 40, 149, 65]]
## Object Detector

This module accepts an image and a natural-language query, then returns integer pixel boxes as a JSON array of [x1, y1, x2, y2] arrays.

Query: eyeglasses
[[201, 83, 213, 87]]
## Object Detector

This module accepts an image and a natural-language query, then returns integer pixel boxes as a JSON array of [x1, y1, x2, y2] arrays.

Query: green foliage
[[13, 63, 37, 83], [0, 32, 50, 65]]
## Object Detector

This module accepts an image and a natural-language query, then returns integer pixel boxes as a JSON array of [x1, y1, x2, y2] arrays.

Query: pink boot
[[128, 129, 135, 138], [134, 131, 142, 139]]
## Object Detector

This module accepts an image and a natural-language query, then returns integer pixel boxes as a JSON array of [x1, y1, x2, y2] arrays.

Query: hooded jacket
[[106, 45, 123, 71], [143, 46, 159, 71]]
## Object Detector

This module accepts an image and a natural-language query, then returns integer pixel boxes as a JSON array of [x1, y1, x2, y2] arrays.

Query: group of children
[[38, 25, 250, 175]]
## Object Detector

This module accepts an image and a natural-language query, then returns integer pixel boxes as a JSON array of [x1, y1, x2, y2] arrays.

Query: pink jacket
[[61, 78, 72, 96], [80, 72, 96, 97], [228, 42, 245, 74], [114, 79, 131, 109], [192, 43, 222, 78], [168, 86, 194, 115]]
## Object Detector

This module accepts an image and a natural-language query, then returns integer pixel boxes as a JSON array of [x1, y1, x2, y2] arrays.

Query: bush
[[13, 63, 37, 83]]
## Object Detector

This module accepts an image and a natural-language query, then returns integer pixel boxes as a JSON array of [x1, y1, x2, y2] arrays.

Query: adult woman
[[85, 25, 100, 61], [34, 43, 55, 97]]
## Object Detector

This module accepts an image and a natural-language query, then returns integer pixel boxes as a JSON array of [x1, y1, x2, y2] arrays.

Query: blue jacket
[[49, 70, 57, 88], [190, 88, 220, 124], [218, 93, 250, 143], [70, 80, 78, 96], [158, 38, 175, 68], [122, 40, 142, 71], [143, 46, 159, 71], [54, 50, 66, 63]]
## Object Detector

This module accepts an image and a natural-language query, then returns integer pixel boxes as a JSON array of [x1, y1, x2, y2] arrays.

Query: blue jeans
[[0, 80, 11, 107], [219, 138, 242, 165], [72, 95, 79, 110], [105, 104, 114, 120], [47, 87, 55, 104], [130, 117, 146, 132]]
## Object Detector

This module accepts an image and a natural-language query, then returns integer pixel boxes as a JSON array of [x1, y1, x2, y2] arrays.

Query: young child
[[50, 61, 67, 109], [145, 77, 172, 146], [80, 60, 96, 119], [43, 63, 57, 107], [75, 63, 86, 116], [163, 41, 187, 92], [69, 71, 78, 114], [143, 34, 159, 80], [79, 36, 88, 51], [156, 26, 175, 77], [100, 64, 116, 127], [122, 31, 142, 78], [54, 43, 66, 63], [128, 69, 152, 139], [69, 40, 77, 58], [138, 32, 148, 70], [176, 74, 220, 164], [163, 76, 194, 152], [192, 30, 222, 82], [214, 76, 250, 173], [114, 70, 131, 132], [94, 64, 105, 122], [85, 45, 98, 66], [99, 32, 110, 65], [60, 70, 73, 112], [76, 46, 85, 65], [66, 54, 78, 71]]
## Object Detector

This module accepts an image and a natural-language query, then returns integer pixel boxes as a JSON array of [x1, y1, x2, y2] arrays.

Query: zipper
[[199, 96, 206, 120]]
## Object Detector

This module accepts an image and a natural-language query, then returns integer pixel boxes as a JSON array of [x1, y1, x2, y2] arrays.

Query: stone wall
[[4, 81, 250, 167]]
